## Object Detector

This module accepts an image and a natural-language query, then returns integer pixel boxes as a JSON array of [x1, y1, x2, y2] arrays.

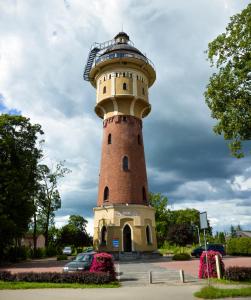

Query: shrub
[[225, 267, 251, 281], [172, 253, 191, 261], [198, 250, 225, 279], [6, 246, 28, 262], [90, 253, 115, 280], [33, 248, 46, 259], [77, 247, 83, 254], [45, 245, 58, 257], [0, 271, 114, 284], [57, 254, 68, 261], [227, 238, 251, 256]]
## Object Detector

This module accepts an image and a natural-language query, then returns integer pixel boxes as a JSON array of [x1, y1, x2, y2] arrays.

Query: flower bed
[[198, 250, 225, 279]]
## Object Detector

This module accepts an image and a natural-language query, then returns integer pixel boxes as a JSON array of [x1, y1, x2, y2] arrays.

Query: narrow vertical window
[[123, 156, 129, 171], [146, 225, 151, 245], [104, 76, 106, 81], [108, 133, 112, 144], [142, 88, 145, 95], [101, 226, 107, 245], [138, 134, 142, 145], [123, 83, 127, 90], [142, 187, 147, 203], [123, 72, 125, 77], [109, 74, 111, 79], [104, 186, 109, 201], [103, 86, 106, 94]]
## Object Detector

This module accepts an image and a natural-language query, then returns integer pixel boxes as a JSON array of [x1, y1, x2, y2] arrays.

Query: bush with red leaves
[[198, 250, 225, 279], [90, 252, 116, 280]]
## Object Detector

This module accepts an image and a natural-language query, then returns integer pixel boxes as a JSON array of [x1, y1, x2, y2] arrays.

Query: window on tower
[[142, 88, 145, 95], [123, 156, 129, 171], [109, 74, 111, 79], [138, 134, 142, 145], [108, 133, 112, 144], [146, 225, 152, 245], [142, 187, 147, 203], [123, 72, 125, 77], [103, 86, 106, 94], [101, 226, 107, 245], [123, 83, 127, 90], [104, 186, 109, 201]]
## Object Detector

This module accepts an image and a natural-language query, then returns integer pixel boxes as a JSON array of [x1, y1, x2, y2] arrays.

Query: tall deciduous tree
[[38, 162, 70, 248], [205, 3, 251, 158], [0, 114, 43, 259], [59, 215, 92, 247]]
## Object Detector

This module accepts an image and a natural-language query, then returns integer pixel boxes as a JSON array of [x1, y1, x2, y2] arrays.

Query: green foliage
[[59, 215, 92, 248], [172, 253, 191, 261], [214, 232, 226, 244], [226, 237, 251, 256], [159, 241, 194, 255], [194, 286, 251, 299], [0, 281, 120, 289], [37, 162, 71, 248], [0, 114, 44, 260], [205, 3, 251, 158], [167, 223, 194, 247], [57, 254, 68, 261], [149, 192, 208, 247]]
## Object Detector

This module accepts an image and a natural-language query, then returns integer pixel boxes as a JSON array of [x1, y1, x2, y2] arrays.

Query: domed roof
[[102, 43, 145, 56], [101, 31, 146, 58]]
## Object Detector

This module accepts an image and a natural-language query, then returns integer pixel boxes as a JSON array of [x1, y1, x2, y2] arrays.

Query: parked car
[[63, 251, 96, 272], [62, 246, 72, 255], [191, 244, 226, 258]]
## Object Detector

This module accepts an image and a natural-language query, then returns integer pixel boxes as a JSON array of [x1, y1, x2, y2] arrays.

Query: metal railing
[[94, 51, 155, 70]]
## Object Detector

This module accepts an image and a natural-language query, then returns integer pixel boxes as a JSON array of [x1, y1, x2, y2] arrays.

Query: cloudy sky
[[1, 0, 250, 235]]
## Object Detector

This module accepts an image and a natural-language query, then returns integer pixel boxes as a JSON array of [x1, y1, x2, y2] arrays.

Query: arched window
[[146, 225, 151, 245], [109, 74, 111, 79], [123, 156, 129, 171], [123, 72, 125, 77], [142, 187, 147, 203], [108, 133, 112, 144], [130, 73, 132, 78], [103, 86, 106, 94], [142, 88, 145, 95], [101, 226, 107, 245], [122, 116, 127, 122], [137, 75, 139, 80], [115, 73, 118, 77], [138, 134, 142, 145], [104, 186, 109, 201], [103, 76, 106, 81], [123, 83, 127, 90]]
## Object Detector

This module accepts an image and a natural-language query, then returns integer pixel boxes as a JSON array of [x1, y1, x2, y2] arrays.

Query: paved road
[[0, 285, 201, 300], [117, 259, 198, 286]]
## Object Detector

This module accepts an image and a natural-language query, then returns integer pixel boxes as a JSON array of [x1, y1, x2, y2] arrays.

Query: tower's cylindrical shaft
[[97, 115, 148, 206]]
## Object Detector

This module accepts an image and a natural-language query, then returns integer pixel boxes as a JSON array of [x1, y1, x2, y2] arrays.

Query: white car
[[62, 246, 72, 255]]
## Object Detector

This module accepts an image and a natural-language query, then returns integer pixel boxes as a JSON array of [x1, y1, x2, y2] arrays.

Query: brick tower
[[84, 32, 157, 255]]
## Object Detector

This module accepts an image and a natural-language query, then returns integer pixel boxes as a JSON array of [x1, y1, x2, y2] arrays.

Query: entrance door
[[123, 224, 132, 252]]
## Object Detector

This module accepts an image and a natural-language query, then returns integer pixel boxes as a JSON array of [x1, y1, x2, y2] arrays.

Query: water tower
[[84, 32, 157, 255]]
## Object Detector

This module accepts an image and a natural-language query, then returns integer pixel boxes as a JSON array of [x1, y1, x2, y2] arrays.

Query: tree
[[149, 192, 172, 247], [205, 3, 251, 158], [0, 114, 43, 259], [167, 223, 194, 248], [38, 162, 70, 248], [59, 215, 92, 247]]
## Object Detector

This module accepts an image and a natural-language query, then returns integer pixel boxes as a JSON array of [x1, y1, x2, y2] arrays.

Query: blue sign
[[113, 239, 119, 248]]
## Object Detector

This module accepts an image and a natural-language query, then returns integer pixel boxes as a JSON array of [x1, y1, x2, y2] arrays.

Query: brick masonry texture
[[97, 115, 149, 206]]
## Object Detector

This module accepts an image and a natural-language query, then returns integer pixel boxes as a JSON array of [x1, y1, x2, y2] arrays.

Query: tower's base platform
[[93, 204, 158, 253]]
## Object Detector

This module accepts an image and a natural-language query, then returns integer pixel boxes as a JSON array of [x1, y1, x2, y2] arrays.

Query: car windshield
[[75, 254, 91, 262]]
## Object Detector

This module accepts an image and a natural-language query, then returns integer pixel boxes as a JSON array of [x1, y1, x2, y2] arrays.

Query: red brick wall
[[97, 115, 149, 206]]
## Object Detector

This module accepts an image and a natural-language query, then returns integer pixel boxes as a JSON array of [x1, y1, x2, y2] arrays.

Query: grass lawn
[[194, 286, 251, 299], [0, 281, 120, 290], [211, 278, 251, 285]]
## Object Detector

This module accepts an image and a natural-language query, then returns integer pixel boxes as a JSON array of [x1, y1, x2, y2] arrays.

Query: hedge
[[0, 271, 115, 284], [225, 267, 251, 281], [226, 238, 251, 256], [172, 253, 191, 261]]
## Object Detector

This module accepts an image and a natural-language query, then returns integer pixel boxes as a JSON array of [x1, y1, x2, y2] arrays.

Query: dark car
[[191, 244, 226, 258], [63, 251, 96, 272]]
